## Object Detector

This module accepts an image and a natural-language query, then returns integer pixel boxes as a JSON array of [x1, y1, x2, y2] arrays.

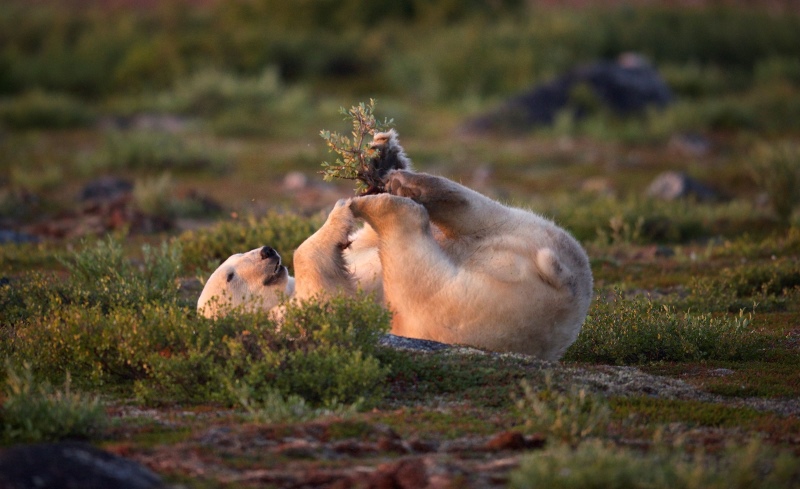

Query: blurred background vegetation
[[1, 0, 800, 252]]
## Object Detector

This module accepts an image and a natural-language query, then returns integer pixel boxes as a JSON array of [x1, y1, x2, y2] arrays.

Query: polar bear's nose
[[260, 246, 277, 260]]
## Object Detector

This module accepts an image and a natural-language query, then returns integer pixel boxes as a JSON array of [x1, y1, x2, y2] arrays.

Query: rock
[[465, 53, 672, 133], [372, 458, 429, 489], [484, 431, 547, 452], [708, 368, 735, 377], [379, 334, 451, 352], [78, 176, 133, 202], [283, 171, 310, 191], [631, 245, 676, 260], [175, 188, 224, 215], [668, 133, 712, 157], [0, 442, 165, 489], [0, 229, 39, 244], [580, 177, 616, 197], [645, 171, 719, 202], [97, 114, 188, 133]]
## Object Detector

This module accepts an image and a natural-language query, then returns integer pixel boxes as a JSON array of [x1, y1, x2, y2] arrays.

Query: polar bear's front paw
[[325, 198, 356, 243], [385, 170, 424, 200], [350, 194, 428, 232]]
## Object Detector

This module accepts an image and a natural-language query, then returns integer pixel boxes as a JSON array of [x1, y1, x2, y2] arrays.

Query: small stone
[[645, 171, 718, 202], [283, 171, 309, 191], [484, 431, 527, 451], [79, 176, 133, 202], [709, 368, 735, 377]]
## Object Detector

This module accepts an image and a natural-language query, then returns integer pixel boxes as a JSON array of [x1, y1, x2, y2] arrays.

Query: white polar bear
[[198, 131, 593, 360]]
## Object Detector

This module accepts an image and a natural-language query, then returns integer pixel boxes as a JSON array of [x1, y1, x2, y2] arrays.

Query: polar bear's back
[[449, 207, 593, 359]]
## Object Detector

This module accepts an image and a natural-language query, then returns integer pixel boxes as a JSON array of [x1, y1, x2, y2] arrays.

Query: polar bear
[[197, 131, 410, 319], [198, 131, 593, 359], [196, 199, 356, 319]]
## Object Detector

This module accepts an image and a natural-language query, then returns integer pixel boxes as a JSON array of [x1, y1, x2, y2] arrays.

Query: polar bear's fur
[[198, 131, 593, 360], [196, 245, 295, 319], [349, 168, 593, 360]]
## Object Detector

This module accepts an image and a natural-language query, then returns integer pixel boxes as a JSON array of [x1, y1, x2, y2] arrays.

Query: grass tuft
[[514, 372, 610, 444], [509, 439, 800, 489], [565, 293, 770, 365], [1, 362, 106, 443]]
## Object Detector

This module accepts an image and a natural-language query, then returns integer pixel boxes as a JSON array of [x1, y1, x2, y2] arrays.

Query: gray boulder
[[465, 53, 673, 133], [0, 442, 165, 489], [379, 334, 451, 352]]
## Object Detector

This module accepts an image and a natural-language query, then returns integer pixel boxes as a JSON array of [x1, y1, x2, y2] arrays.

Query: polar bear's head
[[197, 246, 295, 319]]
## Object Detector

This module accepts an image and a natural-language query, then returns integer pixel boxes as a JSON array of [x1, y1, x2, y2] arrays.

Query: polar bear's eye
[[226, 272, 235, 283]]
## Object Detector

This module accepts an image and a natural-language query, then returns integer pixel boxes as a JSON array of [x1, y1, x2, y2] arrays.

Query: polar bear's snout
[[260, 247, 288, 285], [260, 246, 277, 260]]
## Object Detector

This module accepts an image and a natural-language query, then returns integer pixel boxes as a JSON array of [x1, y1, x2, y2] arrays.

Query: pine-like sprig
[[320, 99, 393, 194]]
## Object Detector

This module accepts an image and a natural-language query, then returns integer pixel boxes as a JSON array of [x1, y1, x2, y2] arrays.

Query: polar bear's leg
[[293, 199, 357, 301], [385, 170, 505, 237], [350, 194, 457, 335]]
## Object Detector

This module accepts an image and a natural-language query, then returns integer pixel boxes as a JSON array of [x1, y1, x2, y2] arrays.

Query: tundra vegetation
[[1, 1, 799, 487]]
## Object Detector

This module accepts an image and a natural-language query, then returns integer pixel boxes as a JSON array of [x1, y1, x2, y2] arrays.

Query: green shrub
[[660, 63, 731, 98], [132, 172, 176, 218], [3, 4, 800, 101], [151, 68, 284, 116], [540, 196, 769, 245], [135, 294, 391, 406], [81, 130, 231, 175], [0, 242, 64, 276], [750, 141, 800, 224], [509, 439, 800, 489], [681, 257, 800, 312], [711, 227, 800, 261], [1, 362, 106, 443], [59, 237, 183, 310], [755, 56, 800, 87], [178, 212, 320, 273], [564, 294, 769, 365], [514, 372, 609, 444], [234, 387, 361, 424], [9, 303, 188, 385], [0, 239, 182, 329], [6, 284, 390, 408], [0, 90, 94, 130]]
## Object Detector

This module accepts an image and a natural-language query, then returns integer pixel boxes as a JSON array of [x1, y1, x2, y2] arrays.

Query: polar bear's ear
[[369, 129, 412, 181]]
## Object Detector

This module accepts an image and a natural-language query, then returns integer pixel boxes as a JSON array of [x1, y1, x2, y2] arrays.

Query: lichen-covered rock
[[464, 53, 673, 133], [0, 442, 165, 489]]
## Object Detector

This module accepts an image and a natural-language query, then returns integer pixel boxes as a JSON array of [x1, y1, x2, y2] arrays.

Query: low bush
[[132, 172, 176, 218], [81, 130, 231, 175], [3, 232, 391, 408], [1, 362, 106, 443], [711, 227, 800, 260], [178, 211, 320, 273], [540, 196, 769, 245], [113, 69, 313, 137], [749, 141, 800, 224], [514, 372, 610, 444], [132, 293, 391, 406], [150, 69, 285, 116], [564, 293, 769, 365], [681, 257, 800, 312], [4, 245, 391, 406], [509, 439, 800, 489], [234, 388, 362, 424], [0, 90, 94, 130], [59, 236, 183, 310]]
